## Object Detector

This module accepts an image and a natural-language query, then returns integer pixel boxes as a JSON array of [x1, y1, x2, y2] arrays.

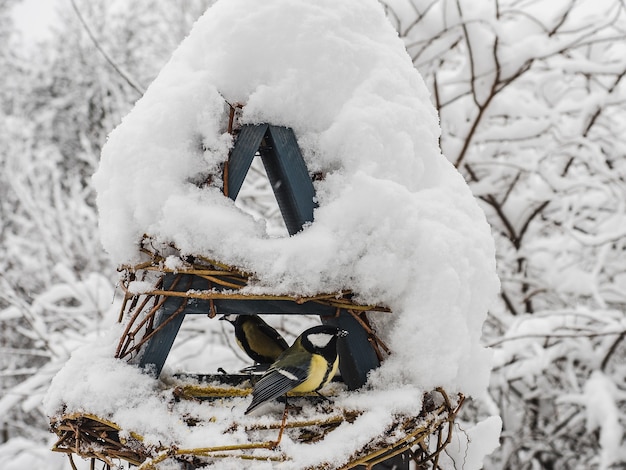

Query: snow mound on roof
[[93, 0, 444, 273], [86, 0, 500, 467]]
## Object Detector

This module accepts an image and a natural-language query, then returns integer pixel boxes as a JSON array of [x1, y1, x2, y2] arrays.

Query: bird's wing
[[245, 360, 309, 414], [239, 363, 270, 374], [257, 322, 289, 349]]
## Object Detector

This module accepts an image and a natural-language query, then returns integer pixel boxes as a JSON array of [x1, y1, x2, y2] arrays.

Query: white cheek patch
[[308, 333, 334, 348], [277, 369, 299, 381]]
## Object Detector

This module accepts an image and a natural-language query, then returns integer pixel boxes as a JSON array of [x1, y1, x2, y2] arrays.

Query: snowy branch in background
[[384, 0, 626, 468]]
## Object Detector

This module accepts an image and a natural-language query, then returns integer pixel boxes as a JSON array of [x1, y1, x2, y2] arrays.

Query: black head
[[300, 325, 346, 362], [219, 314, 240, 326]]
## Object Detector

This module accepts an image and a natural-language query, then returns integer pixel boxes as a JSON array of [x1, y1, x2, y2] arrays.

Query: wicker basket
[[51, 383, 463, 469]]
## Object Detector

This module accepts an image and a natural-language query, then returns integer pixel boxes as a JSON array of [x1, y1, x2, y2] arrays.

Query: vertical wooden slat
[[226, 124, 268, 200], [321, 311, 381, 390], [259, 126, 317, 235], [136, 274, 190, 375]]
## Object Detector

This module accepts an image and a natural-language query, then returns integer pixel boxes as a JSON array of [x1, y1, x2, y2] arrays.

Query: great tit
[[220, 314, 289, 365], [245, 324, 345, 415]]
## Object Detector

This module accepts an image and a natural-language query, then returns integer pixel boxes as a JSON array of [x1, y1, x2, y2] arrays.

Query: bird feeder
[[50, 115, 463, 469]]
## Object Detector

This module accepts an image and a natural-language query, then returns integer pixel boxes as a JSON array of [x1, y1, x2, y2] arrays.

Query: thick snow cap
[[93, 0, 498, 398]]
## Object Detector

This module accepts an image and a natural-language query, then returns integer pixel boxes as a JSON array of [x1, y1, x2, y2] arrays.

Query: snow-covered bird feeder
[[45, 1, 501, 469]]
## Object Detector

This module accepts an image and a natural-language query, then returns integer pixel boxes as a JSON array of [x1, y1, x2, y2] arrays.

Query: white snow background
[[45, 0, 501, 468]]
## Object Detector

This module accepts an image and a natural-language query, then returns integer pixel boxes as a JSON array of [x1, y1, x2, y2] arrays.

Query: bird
[[220, 314, 289, 365], [245, 324, 346, 415]]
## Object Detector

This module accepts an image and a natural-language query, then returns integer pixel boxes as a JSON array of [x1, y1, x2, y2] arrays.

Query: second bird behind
[[220, 314, 289, 365]]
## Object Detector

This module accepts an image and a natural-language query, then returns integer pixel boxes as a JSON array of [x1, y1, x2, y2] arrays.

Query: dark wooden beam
[[226, 124, 268, 199], [259, 125, 317, 235]]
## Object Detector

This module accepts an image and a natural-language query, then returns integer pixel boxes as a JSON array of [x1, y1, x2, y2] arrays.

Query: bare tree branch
[[69, 0, 145, 96]]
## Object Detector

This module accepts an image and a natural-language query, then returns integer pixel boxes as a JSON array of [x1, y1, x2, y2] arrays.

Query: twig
[[69, 0, 145, 95], [600, 331, 626, 371], [487, 329, 625, 347]]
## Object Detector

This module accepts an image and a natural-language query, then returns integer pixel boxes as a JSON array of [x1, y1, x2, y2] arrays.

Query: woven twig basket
[[51, 386, 463, 469]]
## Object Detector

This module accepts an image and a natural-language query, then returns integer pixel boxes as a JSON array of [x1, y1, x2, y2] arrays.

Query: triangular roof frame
[[225, 124, 317, 235]]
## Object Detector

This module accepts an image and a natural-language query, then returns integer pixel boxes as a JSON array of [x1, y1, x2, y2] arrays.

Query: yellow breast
[[291, 354, 339, 393]]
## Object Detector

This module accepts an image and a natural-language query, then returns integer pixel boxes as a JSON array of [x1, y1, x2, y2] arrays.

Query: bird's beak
[[338, 329, 349, 338]]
